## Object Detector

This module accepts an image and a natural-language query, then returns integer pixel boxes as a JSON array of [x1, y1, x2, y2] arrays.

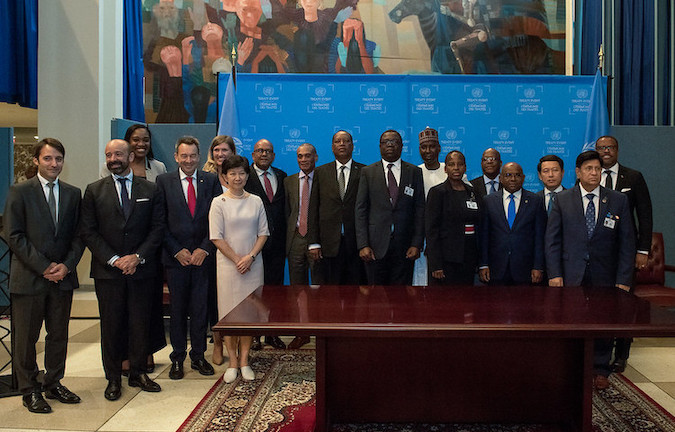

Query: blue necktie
[[488, 180, 497, 195], [117, 177, 132, 220], [547, 191, 557, 215], [585, 193, 595, 238], [507, 194, 516, 228]]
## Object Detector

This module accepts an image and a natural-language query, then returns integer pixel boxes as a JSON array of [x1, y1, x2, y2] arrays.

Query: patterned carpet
[[178, 350, 675, 432]]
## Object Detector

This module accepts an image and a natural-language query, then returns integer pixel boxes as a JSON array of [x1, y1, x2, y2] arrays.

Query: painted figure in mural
[[300, 0, 322, 23], [153, 0, 180, 40], [331, 18, 379, 74], [237, 0, 264, 39]]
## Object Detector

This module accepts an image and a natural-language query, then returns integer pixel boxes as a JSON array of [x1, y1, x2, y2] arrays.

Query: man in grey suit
[[80, 139, 164, 401], [308, 130, 365, 285], [545, 150, 634, 390], [355, 130, 425, 285], [4, 138, 84, 413], [284, 143, 320, 285]]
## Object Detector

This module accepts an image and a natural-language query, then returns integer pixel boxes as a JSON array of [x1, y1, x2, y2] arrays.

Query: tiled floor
[[1, 287, 675, 432]]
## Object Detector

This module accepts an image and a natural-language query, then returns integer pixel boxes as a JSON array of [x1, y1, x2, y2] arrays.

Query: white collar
[[37, 172, 59, 187]]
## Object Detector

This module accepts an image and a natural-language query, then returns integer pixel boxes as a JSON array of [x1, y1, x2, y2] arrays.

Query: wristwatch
[[135, 253, 146, 264]]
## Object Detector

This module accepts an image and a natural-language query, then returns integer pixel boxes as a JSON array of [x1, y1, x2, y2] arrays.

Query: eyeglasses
[[380, 139, 401, 146], [482, 157, 498, 162], [254, 148, 273, 154], [596, 145, 617, 151], [502, 173, 523, 178]]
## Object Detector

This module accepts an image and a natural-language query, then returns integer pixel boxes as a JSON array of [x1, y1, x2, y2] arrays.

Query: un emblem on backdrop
[[551, 131, 562, 140], [289, 128, 302, 139], [576, 89, 589, 99], [367, 87, 379, 97], [471, 88, 483, 98], [524, 88, 536, 98], [263, 86, 275, 96], [446, 130, 458, 139], [315, 87, 327, 97], [498, 130, 510, 140], [419, 87, 432, 98]]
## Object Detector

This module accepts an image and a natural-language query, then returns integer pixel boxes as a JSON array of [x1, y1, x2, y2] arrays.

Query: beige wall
[[38, 0, 124, 284]]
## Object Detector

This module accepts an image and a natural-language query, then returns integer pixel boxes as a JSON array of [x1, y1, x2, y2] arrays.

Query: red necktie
[[187, 176, 196, 217], [299, 174, 310, 236], [263, 171, 274, 202]]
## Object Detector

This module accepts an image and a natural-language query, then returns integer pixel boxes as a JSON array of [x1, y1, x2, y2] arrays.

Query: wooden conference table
[[214, 285, 675, 432]]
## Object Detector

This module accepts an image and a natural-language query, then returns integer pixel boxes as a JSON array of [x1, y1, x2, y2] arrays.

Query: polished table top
[[214, 285, 675, 337]]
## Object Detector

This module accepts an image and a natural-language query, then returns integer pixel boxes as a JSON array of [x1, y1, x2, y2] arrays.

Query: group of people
[[4, 122, 652, 413]]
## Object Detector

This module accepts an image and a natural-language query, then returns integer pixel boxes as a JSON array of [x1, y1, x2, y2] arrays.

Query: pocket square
[[136, 198, 150, 202], [621, 188, 631, 192]]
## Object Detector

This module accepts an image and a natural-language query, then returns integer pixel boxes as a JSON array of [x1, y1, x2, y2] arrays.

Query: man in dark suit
[[80, 139, 165, 401], [156, 136, 220, 380], [355, 130, 425, 285], [478, 162, 546, 285], [308, 130, 365, 285], [284, 143, 320, 285], [470, 148, 502, 198], [244, 138, 286, 349], [536, 154, 565, 215], [4, 138, 84, 413], [596, 135, 654, 372], [545, 150, 635, 390]]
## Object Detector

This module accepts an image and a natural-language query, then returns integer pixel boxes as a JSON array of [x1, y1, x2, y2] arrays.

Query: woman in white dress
[[202, 135, 236, 193], [209, 155, 269, 383]]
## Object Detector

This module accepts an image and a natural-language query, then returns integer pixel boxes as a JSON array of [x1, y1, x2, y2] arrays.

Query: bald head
[[252, 138, 275, 170], [500, 162, 524, 194], [105, 139, 134, 176], [481, 148, 502, 179]]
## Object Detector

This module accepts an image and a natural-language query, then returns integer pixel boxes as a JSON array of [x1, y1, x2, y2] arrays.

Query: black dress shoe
[[251, 336, 263, 351], [288, 336, 310, 350], [265, 336, 287, 350], [129, 373, 161, 392], [612, 358, 627, 373], [191, 358, 215, 376], [169, 361, 184, 380], [44, 384, 81, 404], [23, 391, 52, 413], [104, 380, 122, 401]]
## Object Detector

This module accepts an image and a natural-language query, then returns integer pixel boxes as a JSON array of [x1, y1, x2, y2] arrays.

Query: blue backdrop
[[218, 74, 601, 191]]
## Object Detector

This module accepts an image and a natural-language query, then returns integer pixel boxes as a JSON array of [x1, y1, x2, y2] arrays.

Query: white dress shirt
[[580, 185, 601, 222], [112, 171, 133, 205], [381, 158, 401, 186], [179, 169, 197, 202], [36, 172, 59, 223], [336, 159, 353, 184], [483, 174, 500, 193], [601, 163, 619, 190], [253, 164, 278, 195], [502, 189, 522, 218]]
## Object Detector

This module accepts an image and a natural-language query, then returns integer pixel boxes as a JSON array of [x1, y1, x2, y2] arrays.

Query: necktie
[[488, 180, 497, 195], [299, 174, 310, 236], [507, 194, 516, 228], [187, 176, 196, 217], [585, 193, 596, 238], [387, 163, 399, 207], [547, 191, 557, 215], [604, 170, 613, 189], [338, 165, 346, 200], [118, 177, 132, 219], [263, 171, 274, 202], [47, 182, 57, 229]]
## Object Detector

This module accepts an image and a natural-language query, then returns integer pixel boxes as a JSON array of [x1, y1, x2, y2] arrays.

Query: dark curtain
[[617, 1, 655, 125], [0, 0, 38, 108], [580, 0, 603, 74], [124, 0, 145, 122]]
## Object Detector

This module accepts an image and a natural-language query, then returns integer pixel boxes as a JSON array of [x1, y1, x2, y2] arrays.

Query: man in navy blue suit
[[536, 154, 565, 215], [545, 150, 635, 389], [478, 162, 546, 285], [156, 137, 221, 380]]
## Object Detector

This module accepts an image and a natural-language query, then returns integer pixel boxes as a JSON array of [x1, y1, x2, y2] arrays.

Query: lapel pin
[[602, 197, 607, 203]]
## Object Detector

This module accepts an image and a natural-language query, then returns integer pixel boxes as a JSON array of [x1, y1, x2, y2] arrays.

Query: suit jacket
[[479, 189, 546, 283], [284, 171, 312, 255], [245, 165, 287, 255], [355, 160, 425, 259], [307, 160, 364, 257], [80, 175, 164, 280], [545, 185, 635, 287], [425, 180, 482, 271], [155, 170, 221, 267], [470, 176, 500, 198], [615, 164, 653, 252], [4, 177, 84, 294]]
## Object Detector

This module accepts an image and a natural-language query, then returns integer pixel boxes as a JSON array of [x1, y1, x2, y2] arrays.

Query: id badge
[[466, 201, 478, 210], [404, 186, 414, 197], [603, 217, 616, 229]]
